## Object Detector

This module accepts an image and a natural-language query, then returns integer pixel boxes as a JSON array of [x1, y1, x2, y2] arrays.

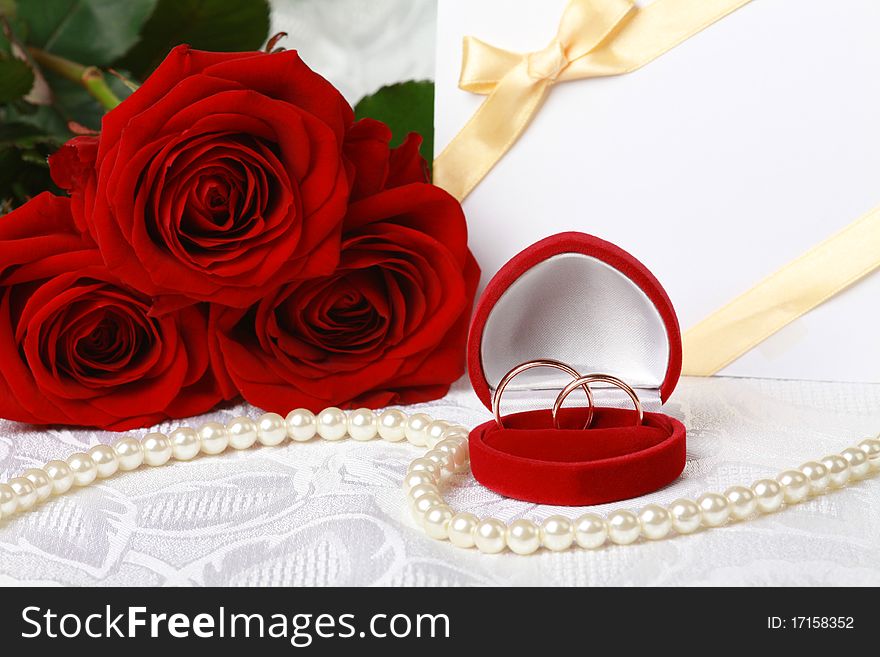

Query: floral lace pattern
[[1, 375, 879, 586]]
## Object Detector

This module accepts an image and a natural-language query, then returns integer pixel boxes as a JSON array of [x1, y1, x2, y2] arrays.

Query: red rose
[[342, 118, 430, 200], [0, 193, 222, 430], [51, 46, 353, 309], [210, 183, 479, 411], [48, 134, 99, 234]]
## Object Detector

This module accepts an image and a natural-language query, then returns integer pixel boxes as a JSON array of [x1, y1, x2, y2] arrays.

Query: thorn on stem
[[68, 121, 100, 136], [265, 32, 288, 53], [81, 66, 102, 83], [108, 68, 140, 92]]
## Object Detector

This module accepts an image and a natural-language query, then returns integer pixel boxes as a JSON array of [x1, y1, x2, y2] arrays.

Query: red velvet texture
[[467, 231, 683, 407], [469, 407, 686, 505]]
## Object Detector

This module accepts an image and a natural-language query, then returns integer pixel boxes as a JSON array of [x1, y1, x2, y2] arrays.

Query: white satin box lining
[[480, 252, 670, 408], [488, 386, 664, 414]]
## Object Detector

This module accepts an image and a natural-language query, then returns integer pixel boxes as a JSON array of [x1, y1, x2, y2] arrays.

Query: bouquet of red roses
[[0, 46, 479, 430]]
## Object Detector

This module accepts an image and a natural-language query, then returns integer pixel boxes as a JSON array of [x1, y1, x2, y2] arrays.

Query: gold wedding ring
[[551, 373, 643, 430], [492, 359, 594, 429]]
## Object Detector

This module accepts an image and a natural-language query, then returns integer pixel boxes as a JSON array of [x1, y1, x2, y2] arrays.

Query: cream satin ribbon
[[682, 204, 880, 375], [433, 0, 754, 202], [438, 0, 880, 376]]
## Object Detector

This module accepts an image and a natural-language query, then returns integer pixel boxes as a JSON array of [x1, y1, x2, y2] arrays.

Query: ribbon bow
[[433, 0, 880, 378], [434, 0, 753, 202]]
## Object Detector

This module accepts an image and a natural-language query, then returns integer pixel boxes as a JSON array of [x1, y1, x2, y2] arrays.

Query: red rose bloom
[[51, 46, 353, 309], [0, 194, 222, 430], [210, 179, 480, 411], [342, 118, 430, 201], [48, 134, 99, 234]]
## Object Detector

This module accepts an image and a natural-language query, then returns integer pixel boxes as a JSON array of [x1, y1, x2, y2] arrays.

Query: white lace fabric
[[1, 375, 879, 586]]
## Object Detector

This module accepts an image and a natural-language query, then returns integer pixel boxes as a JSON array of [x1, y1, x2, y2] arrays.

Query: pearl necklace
[[0, 407, 446, 521], [402, 417, 880, 554], [1, 409, 878, 557]]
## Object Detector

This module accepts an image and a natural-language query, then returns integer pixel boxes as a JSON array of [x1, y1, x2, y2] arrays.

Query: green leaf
[[115, 0, 270, 80], [0, 55, 33, 102], [354, 80, 435, 174], [0, 120, 63, 210], [0, 120, 57, 146], [4, 103, 71, 142], [0, 4, 27, 57], [3, 65, 133, 141], [40, 68, 133, 131], [17, 0, 157, 66]]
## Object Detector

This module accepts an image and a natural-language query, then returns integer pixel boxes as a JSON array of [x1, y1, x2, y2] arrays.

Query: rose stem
[[28, 47, 122, 111]]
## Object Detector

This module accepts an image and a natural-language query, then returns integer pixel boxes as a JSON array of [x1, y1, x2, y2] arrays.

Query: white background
[[435, 0, 880, 383]]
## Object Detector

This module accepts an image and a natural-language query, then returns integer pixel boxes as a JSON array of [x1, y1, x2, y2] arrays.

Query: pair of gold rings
[[491, 359, 643, 429]]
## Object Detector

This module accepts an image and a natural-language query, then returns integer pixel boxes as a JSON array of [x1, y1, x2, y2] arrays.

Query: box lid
[[467, 232, 681, 412]]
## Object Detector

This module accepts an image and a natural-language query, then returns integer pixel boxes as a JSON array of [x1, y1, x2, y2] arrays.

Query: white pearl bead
[[607, 510, 640, 545], [574, 513, 607, 548], [257, 412, 288, 445], [402, 470, 435, 493], [347, 408, 378, 441], [0, 483, 17, 516], [198, 422, 228, 455], [441, 435, 466, 448], [88, 444, 119, 478], [752, 479, 784, 512], [443, 426, 469, 441], [407, 457, 441, 481], [286, 409, 317, 442], [23, 468, 53, 501], [799, 461, 829, 493], [669, 498, 702, 534], [9, 477, 37, 511], [424, 420, 449, 449], [407, 483, 439, 504], [44, 460, 74, 495], [435, 439, 467, 472], [638, 504, 672, 540], [227, 417, 258, 449], [377, 409, 407, 442], [858, 438, 880, 469], [507, 518, 541, 554], [697, 492, 730, 527], [448, 512, 479, 548], [169, 427, 200, 461], [777, 470, 810, 503], [411, 492, 445, 519], [724, 486, 757, 520], [67, 452, 97, 486], [423, 504, 454, 539], [141, 432, 172, 466], [541, 515, 574, 551], [820, 454, 850, 487], [316, 407, 347, 441], [424, 449, 454, 471], [114, 437, 144, 471], [456, 438, 469, 463], [840, 447, 870, 479], [474, 518, 508, 553], [404, 413, 432, 446]]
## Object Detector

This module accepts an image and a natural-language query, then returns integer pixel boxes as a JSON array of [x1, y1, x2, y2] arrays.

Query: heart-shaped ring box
[[466, 232, 686, 505]]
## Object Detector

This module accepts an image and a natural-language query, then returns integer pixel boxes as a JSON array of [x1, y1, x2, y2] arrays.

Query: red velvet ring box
[[466, 232, 686, 505]]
